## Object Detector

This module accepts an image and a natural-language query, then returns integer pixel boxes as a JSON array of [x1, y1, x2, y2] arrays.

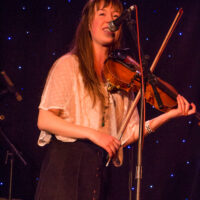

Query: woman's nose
[[106, 13, 114, 23]]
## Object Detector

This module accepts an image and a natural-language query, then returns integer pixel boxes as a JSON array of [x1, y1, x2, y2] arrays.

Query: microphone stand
[[0, 119, 27, 200], [118, 7, 183, 200], [125, 15, 148, 200], [135, 88, 145, 200], [124, 8, 184, 200]]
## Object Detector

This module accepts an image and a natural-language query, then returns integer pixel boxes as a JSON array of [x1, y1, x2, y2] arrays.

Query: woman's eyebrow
[[97, 8, 120, 13], [112, 10, 120, 14]]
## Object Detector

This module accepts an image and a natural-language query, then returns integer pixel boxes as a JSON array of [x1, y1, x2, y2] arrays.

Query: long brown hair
[[71, 0, 123, 107]]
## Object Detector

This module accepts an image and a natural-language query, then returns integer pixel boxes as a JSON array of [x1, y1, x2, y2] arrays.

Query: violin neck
[[156, 79, 178, 101], [155, 78, 200, 125]]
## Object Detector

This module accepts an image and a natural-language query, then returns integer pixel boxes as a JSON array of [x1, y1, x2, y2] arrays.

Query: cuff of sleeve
[[145, 120, 153, 134]]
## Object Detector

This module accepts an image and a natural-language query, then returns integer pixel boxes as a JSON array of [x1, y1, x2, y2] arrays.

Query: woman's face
[[89, 2, 121, 48]]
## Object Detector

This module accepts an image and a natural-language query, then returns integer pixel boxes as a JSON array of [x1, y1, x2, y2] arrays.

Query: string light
[[168, 54, 172, 58], [178, 32, 183, 36], [181, 139, 187, 143], [22, 6, 26, 10], [155, 140, 159, 144], [7, 36, 13, 40], [186, 161, 190, 165], [149, 185, 154, 189], [170, 173, 175, 178], [123, 2, 127, 6]]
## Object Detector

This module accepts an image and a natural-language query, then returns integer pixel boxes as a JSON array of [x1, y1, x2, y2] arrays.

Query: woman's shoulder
[[54, 53, 79, 68], [50, 53, 79, 75], [56, 53, 78, 63]]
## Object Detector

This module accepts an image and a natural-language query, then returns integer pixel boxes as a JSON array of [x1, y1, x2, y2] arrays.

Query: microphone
[[0, 70, 23, 102], [108, 5, 136, 32]]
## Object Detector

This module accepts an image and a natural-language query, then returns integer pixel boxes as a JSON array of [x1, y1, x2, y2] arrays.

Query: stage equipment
[[0, 69, 25, 200], [104, 6, 199, 200]]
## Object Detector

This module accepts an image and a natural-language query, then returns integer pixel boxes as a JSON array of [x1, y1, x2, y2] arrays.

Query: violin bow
[[150, 8, 183, 72], [106, 9, 184, 167]]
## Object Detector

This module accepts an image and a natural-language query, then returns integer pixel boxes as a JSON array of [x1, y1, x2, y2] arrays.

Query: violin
[[103, 49, 200, 123]]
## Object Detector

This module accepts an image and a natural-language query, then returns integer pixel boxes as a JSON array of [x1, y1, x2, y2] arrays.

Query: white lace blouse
[[38, 53, 140, 150]]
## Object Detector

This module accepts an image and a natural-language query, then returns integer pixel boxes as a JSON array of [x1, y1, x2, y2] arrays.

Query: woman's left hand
[[123, 94, 197, 146], [168, 94, 196, 118]]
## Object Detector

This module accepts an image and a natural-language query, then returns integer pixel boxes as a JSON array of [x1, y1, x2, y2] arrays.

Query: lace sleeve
[[39, 54, 77, 111]]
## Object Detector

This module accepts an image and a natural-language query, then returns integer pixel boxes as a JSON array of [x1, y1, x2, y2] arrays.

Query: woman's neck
[[93, 44, 109, 82]]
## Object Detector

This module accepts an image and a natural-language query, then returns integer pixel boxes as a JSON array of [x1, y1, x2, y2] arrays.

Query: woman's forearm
[[37, 109, 94, 140], [37, 109, 121, 158], [123, 95, 196, 146]]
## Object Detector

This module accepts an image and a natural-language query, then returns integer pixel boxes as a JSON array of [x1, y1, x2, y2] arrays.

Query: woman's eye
[[113, 14, 119, 19], [99, 12, 105, 16]]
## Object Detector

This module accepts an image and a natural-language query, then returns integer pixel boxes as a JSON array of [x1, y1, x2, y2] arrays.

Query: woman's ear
[[88, 27, 92, 39], [88, 22, 92, 32], [88, 24, 91, 32]]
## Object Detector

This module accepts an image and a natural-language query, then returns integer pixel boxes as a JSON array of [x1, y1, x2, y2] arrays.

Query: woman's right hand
[[89, 130, 121, 159]]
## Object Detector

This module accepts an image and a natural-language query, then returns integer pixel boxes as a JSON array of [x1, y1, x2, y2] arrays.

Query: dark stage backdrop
[[0, 0, 199, 199]]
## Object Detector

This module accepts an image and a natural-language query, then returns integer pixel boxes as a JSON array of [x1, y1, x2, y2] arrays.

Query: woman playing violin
[[35, 0, 196, 199]]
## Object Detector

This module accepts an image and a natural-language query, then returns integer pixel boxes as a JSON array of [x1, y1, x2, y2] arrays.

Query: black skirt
[[34, 137, 109, 200]]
